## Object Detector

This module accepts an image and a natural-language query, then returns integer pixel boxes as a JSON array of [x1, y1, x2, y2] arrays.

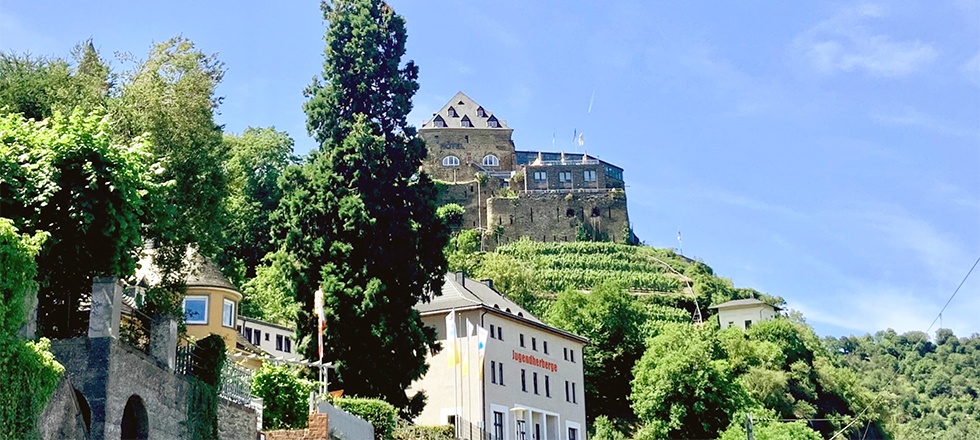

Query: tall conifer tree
[[276, 0, 448, 413]]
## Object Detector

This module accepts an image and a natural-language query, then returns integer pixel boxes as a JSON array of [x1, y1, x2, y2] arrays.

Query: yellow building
[[136, 247, 265, 370]]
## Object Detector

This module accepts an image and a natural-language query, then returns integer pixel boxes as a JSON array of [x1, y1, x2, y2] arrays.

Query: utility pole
[[746, 413, 754, 440]]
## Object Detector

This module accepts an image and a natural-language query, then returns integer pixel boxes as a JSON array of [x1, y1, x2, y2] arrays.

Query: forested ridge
[[448, 237, 980, 439]]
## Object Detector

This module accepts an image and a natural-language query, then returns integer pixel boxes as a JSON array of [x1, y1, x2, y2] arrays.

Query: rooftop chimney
[[480, 278, 494, 290]]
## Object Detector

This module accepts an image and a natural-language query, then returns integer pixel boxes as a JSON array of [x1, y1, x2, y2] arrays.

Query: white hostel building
[[410, 273, 588, 440]]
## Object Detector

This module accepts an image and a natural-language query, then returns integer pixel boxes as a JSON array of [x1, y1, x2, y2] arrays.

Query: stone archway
[[121, 395, 148, 440], [72, 388, 91, 435]]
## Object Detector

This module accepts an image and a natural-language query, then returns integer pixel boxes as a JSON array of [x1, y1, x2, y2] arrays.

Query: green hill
[[445, 236, 980, 439]]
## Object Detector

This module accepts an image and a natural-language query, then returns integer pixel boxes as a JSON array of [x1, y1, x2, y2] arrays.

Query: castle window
[[533, 171, 547, 181], [487, 116, 499, 128], [584, 170, 597, 182], [482, 154, 499, 167], [442, 156, 460, 167], [477, 106, 486, 117], [448, 106, 458, 117], [433, 115, 446, 127], [559, 171, 572, 183], [461, 116, 472, 127]]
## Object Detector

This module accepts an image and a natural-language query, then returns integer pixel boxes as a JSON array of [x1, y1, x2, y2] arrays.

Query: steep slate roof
[[709, 298, 781, 311], [421, 91, 509, 129], [417, 273, 587, 343]]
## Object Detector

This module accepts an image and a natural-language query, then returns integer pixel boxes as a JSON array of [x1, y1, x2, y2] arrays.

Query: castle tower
[[420, 92, 516, 182]]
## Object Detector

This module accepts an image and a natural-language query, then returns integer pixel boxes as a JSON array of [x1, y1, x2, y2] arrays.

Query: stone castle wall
[[438, 181, 631, 249], [487, 190, 630, 246]]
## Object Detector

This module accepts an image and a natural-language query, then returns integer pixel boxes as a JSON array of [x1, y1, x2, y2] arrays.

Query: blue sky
[[3, 1, 978, 338]]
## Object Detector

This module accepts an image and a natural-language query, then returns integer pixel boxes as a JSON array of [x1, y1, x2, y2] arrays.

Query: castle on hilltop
[[420, 92, 634, 247]]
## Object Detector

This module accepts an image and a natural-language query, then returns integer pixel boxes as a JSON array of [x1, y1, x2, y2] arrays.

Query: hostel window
[[477, 107, 487, 117], [533, 372, 539, 394], [565, 381, 570, 402], [448, 106, 458, 117], [533, 171, 547, 181], [572, 382, 577, 403], [488, 116, 499, 127], [584, 170, 597, 182], [545, 375, 551, 397], [183, 296, 208, 324], [559, 171, 572, 182], [253, 330, 262, 346], [521, 369, 527, 392], [498, 362, 504, 385], [222, 299, 235, 327], [442, 156, 460, 167], [491, 361, 497, 384], [563, 347, 568, 360], [543, 341, 549, 354], [745, 320, 753, 328], [569, 428, 578, 440], [433, 116, 446, 127], [490, 324, 496, 339], [520, 334, 525, 347], [461, 116, 472, 127], [493, 411, 504, 440], [483, 154, 499, 167], [276, 335, 284, 351], [532, 337, 537, 351], [570, 349, 575, 363], [285, 337, 292, 353], [497, 326, 503, 340]]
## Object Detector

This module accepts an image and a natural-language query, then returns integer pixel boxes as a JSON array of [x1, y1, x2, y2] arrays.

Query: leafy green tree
[[252, 363, 315, 430], [0, 218, 63, 439], [590, 415, 627, 440], [112, 37, 230, 317], [239, 250, 300, 326], [0, 111, 154, 337], [220, 127, 297, 286], [275, 0, 448, 414], [718, 410, 822, 440], [0, 53, 70, 120], [545, 282, 646, 426], [631, 323, 746, 440]]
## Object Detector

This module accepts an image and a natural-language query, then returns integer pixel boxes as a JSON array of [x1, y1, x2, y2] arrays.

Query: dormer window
[[442, 156, 460, 167], [483, 154, 499, 167], [433, 115, 446, 127], [487, 116, 499, 128], [448, 107, 458, 118], [461, 116, 472, 127], [477, 107, 486, 117]]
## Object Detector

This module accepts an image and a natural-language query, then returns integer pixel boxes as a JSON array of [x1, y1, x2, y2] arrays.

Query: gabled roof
[[421, 91, 509, 129], [417, 273, 587, 343], [709, 298, 781, 311]]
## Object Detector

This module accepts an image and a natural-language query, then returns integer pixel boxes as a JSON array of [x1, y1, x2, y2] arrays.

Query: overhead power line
[[925, 255, 980, 334]]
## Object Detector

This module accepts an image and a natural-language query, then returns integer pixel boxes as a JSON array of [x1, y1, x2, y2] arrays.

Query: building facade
[[410, 273, 587, 440], [709, 298, 781, 330], [419, 92, 633, 248], [237, 316, 300, 361]]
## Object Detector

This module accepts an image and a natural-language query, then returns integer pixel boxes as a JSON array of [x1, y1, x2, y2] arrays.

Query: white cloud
[[795, 3, 938, 77], [872, 106, 979, 138]]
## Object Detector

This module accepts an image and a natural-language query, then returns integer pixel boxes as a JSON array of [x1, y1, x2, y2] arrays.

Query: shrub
[[334, 397, 398, 440], [0, 336, 64, 439], [252, 363, 315, 430]]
